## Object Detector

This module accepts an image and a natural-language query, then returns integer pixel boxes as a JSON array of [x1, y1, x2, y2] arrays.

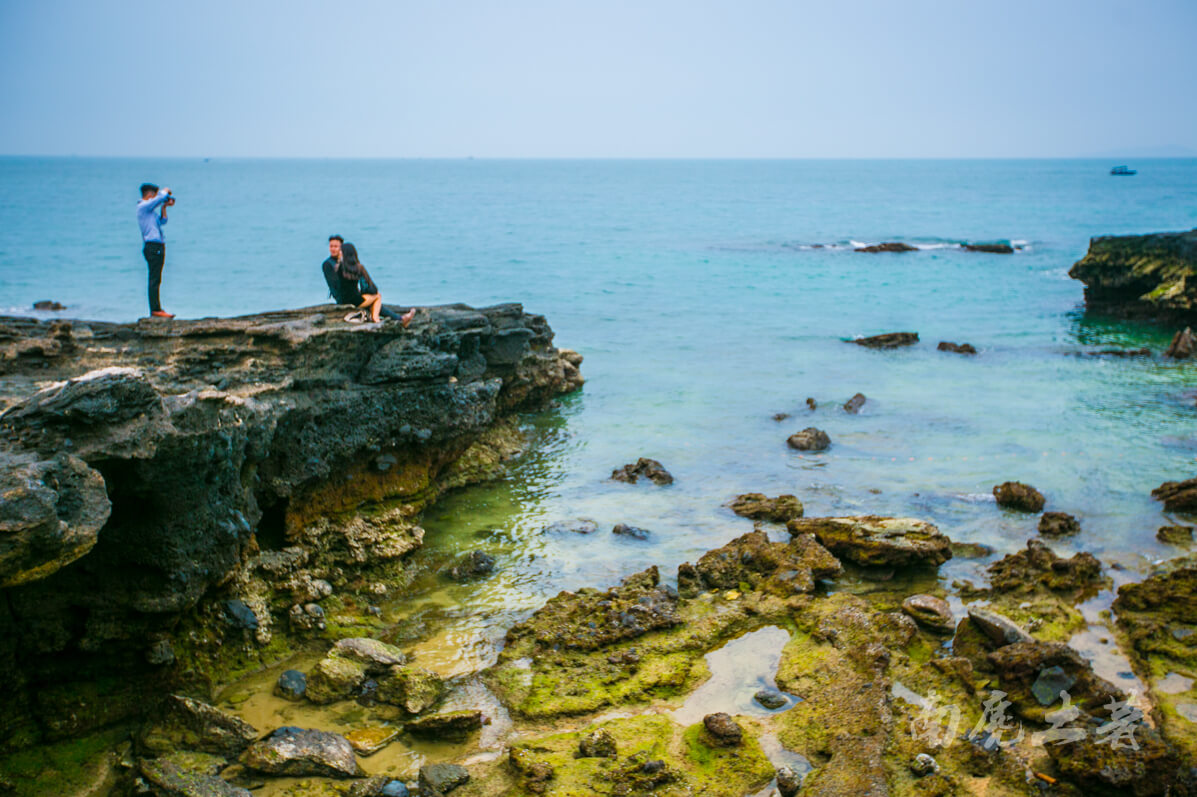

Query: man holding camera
[[137, 183, 176, 318]]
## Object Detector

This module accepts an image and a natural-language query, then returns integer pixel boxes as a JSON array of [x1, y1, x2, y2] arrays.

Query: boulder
[[375, 666, 446, 714], [900, 594, 954, 633], [139, 695, 259, 758], [987, 539, 1104, 598], [689, 530, 842, 596], [702, 713, 743, 747], [843, 393, 866, 413], [1038, 511, 1080, 536], [787, 516, 952, 568], [776, 765, 801, 797], [937, 341, 977, 354], [306, 655, 369, 704], [787, 427, 830, 451], [727, 493, 804, 522], [610, 458, 674, 485], [992, 481, 1045, 512], [403, 710, 483, 741], [611, 523, 651, 540], [1114, 554, 1197, 624], [1165, 327, 1195, 359], [1069, 228, 1197, 320], [274, 670, 307, 701], [444, 550, 496, 581], [963, 243, 1014, 254], [965, 607, 1034, 647], [854, 242, 918, 253], [242, 726, 362, 778], [1157, 525, 1194, 545], [32, 300, 67, 311], [1152, 476, 1197, 513], [1047, 722, 1193, 797], [418, 763, 469, 796], [850, 331, 919, 348], [753, 689, 788, 709]]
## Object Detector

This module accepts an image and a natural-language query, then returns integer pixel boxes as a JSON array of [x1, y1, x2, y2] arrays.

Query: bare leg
[[360, 294, 382, 323]]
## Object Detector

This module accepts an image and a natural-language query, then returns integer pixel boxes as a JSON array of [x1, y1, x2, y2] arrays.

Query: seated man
[[321, 234, 415, 325]]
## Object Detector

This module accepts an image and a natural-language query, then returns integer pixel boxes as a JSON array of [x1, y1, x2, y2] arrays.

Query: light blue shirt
[[137, 190, 171, 243]]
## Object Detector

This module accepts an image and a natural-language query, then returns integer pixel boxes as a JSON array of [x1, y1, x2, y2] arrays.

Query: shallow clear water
[[3, 157, 1196, 672]]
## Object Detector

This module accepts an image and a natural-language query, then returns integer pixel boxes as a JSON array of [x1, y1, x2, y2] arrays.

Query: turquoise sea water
[[3, 158, 1196, 671]]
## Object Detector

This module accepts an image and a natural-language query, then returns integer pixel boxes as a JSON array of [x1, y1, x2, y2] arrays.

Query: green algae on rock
[[1069, 228, 1197, 320], [786, 515, 952, 568], [728, 492, 805, 523]]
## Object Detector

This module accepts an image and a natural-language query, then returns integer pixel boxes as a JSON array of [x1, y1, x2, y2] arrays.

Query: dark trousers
[[143, 242, 165, 313]]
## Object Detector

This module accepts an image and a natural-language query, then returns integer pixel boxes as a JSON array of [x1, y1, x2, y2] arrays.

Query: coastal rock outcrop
[[1069, 228, 1197, 320], [993, 480, 1045, 512], [786, 515, 952, 568], [1153, 476, 1197, 513], [786, 427, 830, 451], [610, 458, 674, 485], [855, 242, 917, 253], [1166, 327, 1195, 359], [727, 493, 804, 522], [937, 341, 976, 354], [0, 303, 581, 749], [850, 331, 919, 348]]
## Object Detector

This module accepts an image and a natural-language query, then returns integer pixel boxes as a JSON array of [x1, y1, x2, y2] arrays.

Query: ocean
[[3, 156, 1196, 675]]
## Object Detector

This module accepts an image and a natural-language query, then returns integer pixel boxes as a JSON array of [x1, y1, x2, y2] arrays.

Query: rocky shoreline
[[1069, 228, 1197, 321]]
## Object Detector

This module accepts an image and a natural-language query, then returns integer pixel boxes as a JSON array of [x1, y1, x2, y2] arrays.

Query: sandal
[[344, 310, 367, 323]]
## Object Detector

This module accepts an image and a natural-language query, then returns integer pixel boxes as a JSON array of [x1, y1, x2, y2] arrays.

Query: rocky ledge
[[0, 304, 582, 749], [1069, 228, 1197, 321]]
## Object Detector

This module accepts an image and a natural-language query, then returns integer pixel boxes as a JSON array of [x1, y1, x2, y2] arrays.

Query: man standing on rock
[[137, 183, 175, 319]]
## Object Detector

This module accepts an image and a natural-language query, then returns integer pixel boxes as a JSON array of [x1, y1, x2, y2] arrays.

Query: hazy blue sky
[[1, 0, 1194, 157]]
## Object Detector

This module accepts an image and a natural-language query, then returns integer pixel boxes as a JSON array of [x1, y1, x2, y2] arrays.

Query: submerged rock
[[786, 427, 830, 451], [376, 666, 446, 714], [344, 726, 400, 756], [850, 331, 919, 348], [32, 300, 67, 311], [900, 594, 954, 633], [842, 392, 866, 413], [610, 457, 674, 485], [418, 763, 469, 796], [963, 243, 1014, 254], [1038, 511, 1081, 536], [543, 518, 599, 535], [992, 481, 1045, 512], [805, 397, 817, 410], [1157, 524, 1194, 544], [787, 515, 952, 568], [1069, 228, 1197, 320], [242, 726, 362, 778], [854, 242, 917, 253], [445, 550, 496, 581], [937, 340, 977, 354], [274, 669, 307, 701], [612, 523, 651, 540], [1166, 327, 1195, 359], [728, 493, 804, 522], [1153, 476, 1197, 513]]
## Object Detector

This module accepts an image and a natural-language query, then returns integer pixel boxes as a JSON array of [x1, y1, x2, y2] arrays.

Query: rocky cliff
[[1069, 228, 1197, 320], [0, 304, 582, 749]]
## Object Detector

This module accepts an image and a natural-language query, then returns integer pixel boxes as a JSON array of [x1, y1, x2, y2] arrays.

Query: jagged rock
[[851, 331, 918, 348], [610, 458, 674, 485], [343, 726, 400, 756], [987, 539, 1104, 598], [787, 516, 952, 568], [139, 695, 259, 758], [445, 550, 496, 580], [992, 481, 1045, 512], [854, 242, 917, 253], [375, 666, 446, 714], [1166, 327, 1195, 359], [963, 243, 1014, 254], [728, 493, 804, 522], [242, 726, 362, 778], [577, 728, 618, 758], [418, 763, 469, 796], [900, 594, 954, 632], [1038, 511, 1081, 536], [1157, 524, 1194, 544], [139, 755, 251, 797], [1114, 554, 1197, 624], [987, 641, 1123, 720], [843, 392, 866, 413], [404, 710, 483, 741], [274, 670, 306, 701], [702, 713, 742, 747], [965, 607, 1034, 646], [543, 518, 599, 535], [787, 427, 830, 451], [1047, 722, 1193, 797], [690, 531, 842, 595], [1069, 228, 1197, 320], [937, 341, 977, 354], [1153, 476, 1197, 513], [805, 397, 817, 410], [611, 523, 651, 540]]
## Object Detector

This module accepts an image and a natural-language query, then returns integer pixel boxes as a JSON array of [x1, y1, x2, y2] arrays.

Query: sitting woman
[[336, 243, 415, 326]]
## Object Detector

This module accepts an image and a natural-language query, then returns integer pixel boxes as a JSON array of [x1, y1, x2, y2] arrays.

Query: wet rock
[[851, 331, 918, 348], [344, 726, 400, 756], [380, 783, 411, 797], [242, 726, 362, 778], [610, 457, 674, 485], [776, 765, 801, 796], [787, 515, 952, 568], [403, 710, 483, 741], [139, 755, 251, 797], [753, 689, 787, 709], [772, 412, 791, 421], [855, 242, 917, 253], [445, 550, 496, 580], [728, 493, 804, 522], [787, 427, 830, 451], [1046, 719, 1191, 796], [418, 763, 469, 796], [992, 481, 1045, 512], [289, 602, 327, 633], [375, 666, 446, 714], [1166, 327, 1195, 359], [611, 523, 651, 540], [577, 728, 617, 758], [1153, 476, 1197, 513], [987, 641, 1123, 720], [963, 243, 1014, 254], [1069, 228, 1197, 319], [543, 518, 599, 535], [691, 530, 842, 595], [33, 300, 67, 311], [509, 748, 555, 794], [900, 594, 954, 633], [910, 753, 939, 775], [222, 599, 259, 631], [1038, 511, 1081, 536], [139, 695, 259, 758], [936, 341, 977, 354], [306, 654, 369, 704], [345, 777, 404, 797], [333, 638, 410, 671], [965, 607, 1034, 646], [1157, 524, 1194, 544], [274, 669, 307, 701], [950, 541, 995, 559], [806, 397, 817, 410], [987, 539, 1104, 598], [676, 561, 702, 598], [702, 713, 742, 747], [843, 392, 866, 413], [1114, 553, 1197, 624]]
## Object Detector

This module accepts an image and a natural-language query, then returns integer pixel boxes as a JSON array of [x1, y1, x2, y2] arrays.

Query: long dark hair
[[338, 243, 371, 282]]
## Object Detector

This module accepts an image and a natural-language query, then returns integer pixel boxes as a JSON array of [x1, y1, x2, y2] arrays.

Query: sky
[[0, 0, 1194, 158]]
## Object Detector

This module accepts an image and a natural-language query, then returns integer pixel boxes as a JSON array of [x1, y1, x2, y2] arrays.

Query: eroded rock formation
[[1069, 228, 1197, 320]]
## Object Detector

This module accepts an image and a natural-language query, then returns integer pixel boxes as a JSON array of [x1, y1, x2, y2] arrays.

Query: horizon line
[[2, 154, 1196, 161]]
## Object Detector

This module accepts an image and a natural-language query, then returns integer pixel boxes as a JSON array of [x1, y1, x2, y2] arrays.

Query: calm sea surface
[[2, 157, 1196, 671]]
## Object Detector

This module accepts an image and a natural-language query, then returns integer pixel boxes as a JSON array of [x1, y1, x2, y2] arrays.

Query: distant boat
[[1110, 165, 1136, 175]]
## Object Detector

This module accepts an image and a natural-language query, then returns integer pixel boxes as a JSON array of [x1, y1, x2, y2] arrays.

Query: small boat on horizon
[[1110, 165, 1137, 175]]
